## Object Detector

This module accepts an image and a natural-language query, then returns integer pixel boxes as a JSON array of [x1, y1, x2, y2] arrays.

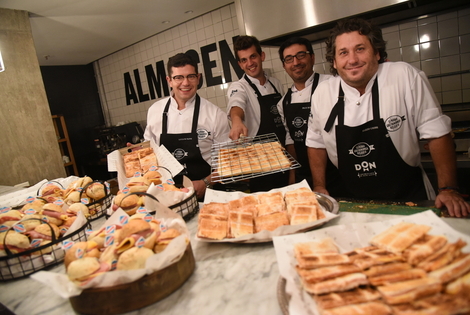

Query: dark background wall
[[40, 64, 112, 180]]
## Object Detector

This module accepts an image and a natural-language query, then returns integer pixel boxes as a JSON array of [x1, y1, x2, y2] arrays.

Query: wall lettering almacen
[[124, 37, 244, 106]]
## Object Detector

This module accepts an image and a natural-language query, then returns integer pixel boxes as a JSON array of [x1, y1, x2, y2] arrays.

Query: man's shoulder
[[199, 96, 225, 112], [148, 96, 170, 109]]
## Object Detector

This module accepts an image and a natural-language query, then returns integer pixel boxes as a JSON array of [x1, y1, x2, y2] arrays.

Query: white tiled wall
[[94, 4, 470, 129]]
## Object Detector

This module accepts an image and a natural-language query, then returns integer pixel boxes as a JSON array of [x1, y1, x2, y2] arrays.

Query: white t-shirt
[[277, 72, 332, 145], [226, 73, 284, 137], [144, 94, 230, 165]]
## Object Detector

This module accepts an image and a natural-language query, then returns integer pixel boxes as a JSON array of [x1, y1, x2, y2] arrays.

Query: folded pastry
[[228, 195, 258, 211], [417, 239, 466, 272], [199, 202, 229, 220], [297, 253, 351, 269], [254, 212, 289, 233], [403, 234, 447, 266], [301, 272, 368, 295], [313, 287, 381, 310], [428, 253, 470, 284], [445, 271, 470, 294], [348, 248, 405, 270], [377, 277, 442, 304], [368, 268, 427, 286], [321, 301, 392, 315], [197, 214, 228, 240], [295, 238, 339, 257], [363, 262, 412, 278], [228, 210, 253, 238], [296, 264, 362, 283], [255, 203, 284, 217], [370, 222, 431, 253]]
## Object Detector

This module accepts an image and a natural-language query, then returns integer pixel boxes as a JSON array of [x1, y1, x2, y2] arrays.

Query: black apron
[[324, 79, 426, 200], [282, 73, 319, 185], [244, 75, 288, 192], [282, 74, 347, 196], [160, 94, 211, 181]]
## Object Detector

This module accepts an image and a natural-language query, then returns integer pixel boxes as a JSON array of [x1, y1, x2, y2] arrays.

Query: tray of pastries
[[273, 210, 470, 315], [196, 182, 339, 243], [210, 133, 301, 184]]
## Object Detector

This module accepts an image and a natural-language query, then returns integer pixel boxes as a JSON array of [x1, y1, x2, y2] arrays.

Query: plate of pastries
[[196, 183, 339, 243], [273, 211, 470, 315]]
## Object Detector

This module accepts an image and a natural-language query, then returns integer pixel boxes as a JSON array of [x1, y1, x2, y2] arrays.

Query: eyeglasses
[[171, 74, 198, 82], [282, 51, 311, 64]]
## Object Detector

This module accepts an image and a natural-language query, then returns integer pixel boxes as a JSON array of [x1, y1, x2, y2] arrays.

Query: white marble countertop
[[1, 212, 469, 315]]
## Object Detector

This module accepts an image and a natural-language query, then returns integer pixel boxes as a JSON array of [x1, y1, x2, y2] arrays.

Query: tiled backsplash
[[94, 4, 470, 129]]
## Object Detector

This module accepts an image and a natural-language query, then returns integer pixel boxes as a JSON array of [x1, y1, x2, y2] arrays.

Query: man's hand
[[229, 120, 248, 140], [192, 180, 207, 200], [313, 185, 329, 196], [435, 190, 470, 218]]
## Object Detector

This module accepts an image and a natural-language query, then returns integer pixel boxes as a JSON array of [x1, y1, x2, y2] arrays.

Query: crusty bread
[[296, 264, 361, 283], [321, 301, 392, 315], [228, 211, 253, 238], [363, 262, 412, 277], [313, 287, 382, 310], [228, 195, 258, 211], [370, 222, 431, 253], [445, 271, 470, 294], [199, 202, 229, 220], [377, 277, 442, 305], [254, 212, 289, 233], [296, 253, 351, 269], [403, 234, 448, 266], [417, 239, 466, 272], [294, 238, 339, 257], [255, 203, 284, 217], [257, 191, 284, 206], [348, 248, 405, 270], [428, 253, 470, 284], [197, 215, 228, 240], [301, 272, 368, 295], [368, 268, 427, 286]]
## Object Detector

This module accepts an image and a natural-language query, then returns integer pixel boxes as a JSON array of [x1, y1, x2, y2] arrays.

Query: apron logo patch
[[292, 117, 307, 128], [385, 115, 406, 132], [349, 142, 375, 157], [229, 89, 238, 97], [355, 161, 378, 176], [274, 117, 282, 124], [197, 128, 210, 139], [294, 130, 304, 138], [173, 148, 188, 160], [270, 105, 279, 115]]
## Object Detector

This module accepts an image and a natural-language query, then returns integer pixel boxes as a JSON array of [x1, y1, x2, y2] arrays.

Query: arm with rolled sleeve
[[227, 81, 249, 140]]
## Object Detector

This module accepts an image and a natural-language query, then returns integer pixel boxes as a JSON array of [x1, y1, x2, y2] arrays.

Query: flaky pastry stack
[[197, 188, 325, 240], [294, 222, 470, 315], [217, 141, 291, 178], [123, 147, 158, 178]]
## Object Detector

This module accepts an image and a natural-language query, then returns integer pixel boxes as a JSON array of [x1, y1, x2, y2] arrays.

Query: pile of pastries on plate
[[65, 214, 183, 286], [294, 222, 470, 315], [197, 187, 326, 240]]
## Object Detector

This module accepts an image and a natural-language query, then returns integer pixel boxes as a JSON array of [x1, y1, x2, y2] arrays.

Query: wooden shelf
[[52, 115, 78, 176]]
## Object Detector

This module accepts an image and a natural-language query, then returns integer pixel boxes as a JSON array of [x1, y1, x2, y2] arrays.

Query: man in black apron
[[143, 53, 230, 200], [227, 35, 288, 192], [306, 18, 469, 217], [277, 37, 348, 197]]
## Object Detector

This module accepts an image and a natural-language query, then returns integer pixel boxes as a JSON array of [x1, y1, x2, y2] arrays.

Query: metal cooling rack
[[210, 133, 300, 184]]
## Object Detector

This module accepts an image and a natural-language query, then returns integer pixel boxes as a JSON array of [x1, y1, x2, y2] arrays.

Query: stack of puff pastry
[[294, 222, 470, 315]]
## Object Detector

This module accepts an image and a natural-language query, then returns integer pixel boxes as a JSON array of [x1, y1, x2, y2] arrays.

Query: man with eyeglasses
[[144, 53, 230, 200], [226, 35, 287, 192], [277, 37, 345, 195]]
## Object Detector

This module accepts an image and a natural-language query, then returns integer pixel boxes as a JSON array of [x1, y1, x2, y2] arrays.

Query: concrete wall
[[0, 8, 65, 186]]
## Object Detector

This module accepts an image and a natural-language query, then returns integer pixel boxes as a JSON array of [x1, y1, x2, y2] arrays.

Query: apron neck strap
[[162, 94, 201, 134], [244, 74, 279, 98]]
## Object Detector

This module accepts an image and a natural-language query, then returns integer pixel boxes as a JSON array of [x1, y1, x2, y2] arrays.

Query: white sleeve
[[226, 81, 248, 120]]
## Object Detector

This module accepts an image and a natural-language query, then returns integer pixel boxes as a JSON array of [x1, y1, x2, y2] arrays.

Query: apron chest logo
[[197, 128, 210, 139], [295, 130, 304, 139], [385, 115, 406, 132], [349, 142, 375, 157], [292, 117, 307, 128], [173, 148, 188, 160], [270, 105, 279, 115]]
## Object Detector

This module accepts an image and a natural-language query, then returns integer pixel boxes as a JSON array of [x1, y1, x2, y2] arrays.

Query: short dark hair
[[233, 35, 262, 61], [278, 37, 314, 62], [325, 18, 387, 76], [167, 53, 198, 77]]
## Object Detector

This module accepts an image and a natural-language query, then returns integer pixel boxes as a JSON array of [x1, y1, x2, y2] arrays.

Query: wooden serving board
[[339, 201, 441, 216], [69, 243, 195, 315]]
